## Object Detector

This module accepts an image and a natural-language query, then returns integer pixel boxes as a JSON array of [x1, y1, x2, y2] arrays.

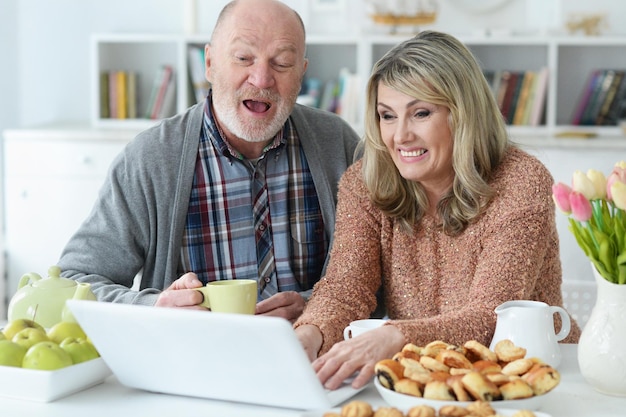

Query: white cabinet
[[91, 32, 626, 138], [1, 127, 137, 318]]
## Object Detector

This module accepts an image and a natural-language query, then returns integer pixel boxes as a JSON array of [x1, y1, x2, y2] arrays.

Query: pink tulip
[[569, 191, 592, 222], [606, 161, 626, 200], [610, 180, 626, 211], [552, 182, 572, 213]]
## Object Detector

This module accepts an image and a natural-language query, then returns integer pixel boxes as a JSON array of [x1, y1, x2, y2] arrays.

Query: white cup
[[343, 319, 386, 340]]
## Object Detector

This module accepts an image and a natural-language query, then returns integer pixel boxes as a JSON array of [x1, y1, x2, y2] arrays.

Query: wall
[[9, 0, 626, 127]]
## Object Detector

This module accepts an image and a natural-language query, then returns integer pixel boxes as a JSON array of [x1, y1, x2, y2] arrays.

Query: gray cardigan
[[57, 103, 361, 305]]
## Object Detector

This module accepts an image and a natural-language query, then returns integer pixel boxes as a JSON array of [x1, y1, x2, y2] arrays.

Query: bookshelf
[[91, 33, 626, 139]]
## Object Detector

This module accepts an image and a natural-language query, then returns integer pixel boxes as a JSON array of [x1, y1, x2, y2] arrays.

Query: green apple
[[59, 337, 100, 364], [2, 318, 45, 341], [12, 327, 49, 350], [22, 341, 73, 370], [46, 321, 87, 345], [0, 340, 27, 367]]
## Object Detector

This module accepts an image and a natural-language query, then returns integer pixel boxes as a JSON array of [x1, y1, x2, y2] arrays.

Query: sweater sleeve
[[295, 163, 384, 354]]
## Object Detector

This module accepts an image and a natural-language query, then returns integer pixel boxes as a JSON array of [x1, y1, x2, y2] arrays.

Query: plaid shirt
[[179, 99, 327, 299]]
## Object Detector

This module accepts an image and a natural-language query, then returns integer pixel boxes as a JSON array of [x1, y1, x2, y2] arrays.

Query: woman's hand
[[295, 324, 324, 362], [313, 324, 405, 390]]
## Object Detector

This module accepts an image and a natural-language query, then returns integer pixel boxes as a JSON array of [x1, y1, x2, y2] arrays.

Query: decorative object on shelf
[[366, 0, 438, 34], [448, 0, 513, 14], [565, 13, 608, 36], [552, 161, 626, 396]]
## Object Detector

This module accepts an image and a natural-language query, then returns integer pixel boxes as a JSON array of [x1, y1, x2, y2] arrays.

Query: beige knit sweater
[[295, 147, 581, 354]]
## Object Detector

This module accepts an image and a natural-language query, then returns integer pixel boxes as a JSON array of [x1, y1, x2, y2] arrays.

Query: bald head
[[211, 0, 306, 47]]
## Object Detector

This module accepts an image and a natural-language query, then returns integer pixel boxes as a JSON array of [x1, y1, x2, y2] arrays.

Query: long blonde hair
[[362, 30, 509, 235]]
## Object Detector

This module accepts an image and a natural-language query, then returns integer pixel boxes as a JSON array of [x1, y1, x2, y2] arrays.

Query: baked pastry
[[394, 378, 423, 397], [522, 363, 561, 395], [422, 340, 451, 358], [472, 359, 502, 374], [499, 378, 534, 400], [463, 340, 497, 362], [485, 372, 512, 386], [403, 365, 432, 384], [422, 380, 456, 400], [394, 350, 423, 369], [428, 370, 452, 383], [494, 339, 527, 362], [373, 407, 404, 417], [512, 411, 537, 417], [438, 404, 470, 417], [461, 371, 501, 401], [402, 342, 423, 356], [466, 400, 496, 417], [406, 405, 436, 417], [323, 413, 342, 417], [447, 374, 472, 401], [437, 349, 473, 370], [420, 355, 450, 372], [341, 400, 373, 417], [375, 359, 405, 390], [501, 358, 534, 376]]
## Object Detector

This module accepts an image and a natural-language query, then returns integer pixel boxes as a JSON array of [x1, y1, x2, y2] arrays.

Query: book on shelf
[[187, 45, 210, 105], [529, 67, 549, 127], [571, 70, 603, 125], [100, 70, 138, 120], [145, 65, 175, 119], [116, 71, 127, 119], [485, 68, 548, 126], [297, 77, 322, 108], [582, 69, 616, 125], [500, 71, 521, 124], [157, 72, 177, 119], [495, 71, 512, 115], [336, 68, 360, 126], [512, 71, 535, 126], [126, 71, 138, 119], [572, 69, 626, 126], [99, 72, 110, 119], [600, 70, 626, 126]]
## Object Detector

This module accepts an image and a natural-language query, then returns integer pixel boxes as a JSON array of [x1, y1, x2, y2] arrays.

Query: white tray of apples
[[0, 319, 111, 402]]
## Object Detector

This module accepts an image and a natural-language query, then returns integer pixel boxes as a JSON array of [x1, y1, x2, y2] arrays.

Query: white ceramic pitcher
[[489, 300, 571, 368]]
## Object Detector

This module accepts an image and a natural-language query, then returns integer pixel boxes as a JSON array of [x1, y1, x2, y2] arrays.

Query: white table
[[0, 344, 624, 416]]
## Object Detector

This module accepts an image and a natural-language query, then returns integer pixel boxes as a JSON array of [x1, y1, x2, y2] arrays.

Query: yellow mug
[[195, 279, 257, 314]]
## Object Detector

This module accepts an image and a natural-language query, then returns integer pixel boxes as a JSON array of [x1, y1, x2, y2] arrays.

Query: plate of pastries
[[315, 399, 552, 417], [372, 339, 559, 411]]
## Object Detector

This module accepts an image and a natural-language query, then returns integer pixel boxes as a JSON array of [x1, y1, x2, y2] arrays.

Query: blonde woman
[[295, 31, 580, 390]]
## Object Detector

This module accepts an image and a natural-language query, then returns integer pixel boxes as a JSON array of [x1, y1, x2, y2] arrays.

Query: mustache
[[238, 87, 280, 103]]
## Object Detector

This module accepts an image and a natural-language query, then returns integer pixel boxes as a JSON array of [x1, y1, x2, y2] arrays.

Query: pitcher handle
[[551, 306, 571, 342], [17, 272, 42, 289]]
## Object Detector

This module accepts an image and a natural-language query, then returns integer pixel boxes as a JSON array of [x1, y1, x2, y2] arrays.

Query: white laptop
[[67, 299, 365, 410]]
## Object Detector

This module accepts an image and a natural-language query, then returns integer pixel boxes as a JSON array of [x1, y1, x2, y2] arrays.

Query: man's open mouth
[[244, 100, 271, 113]]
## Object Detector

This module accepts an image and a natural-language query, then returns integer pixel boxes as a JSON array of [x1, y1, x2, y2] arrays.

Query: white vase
[[577, 266, 626, 396]]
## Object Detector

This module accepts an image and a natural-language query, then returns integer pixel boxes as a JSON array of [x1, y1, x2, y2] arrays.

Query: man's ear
[[204, 43, 212, 82]]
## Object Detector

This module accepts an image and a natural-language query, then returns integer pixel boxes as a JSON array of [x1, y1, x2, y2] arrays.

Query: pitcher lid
[[31, 266, 76, 289]]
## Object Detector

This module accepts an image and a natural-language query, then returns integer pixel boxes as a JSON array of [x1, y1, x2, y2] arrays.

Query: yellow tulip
[[572, 170, 597, 200], [610, 180, 626, 211], [587, 169, 607, 200]]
